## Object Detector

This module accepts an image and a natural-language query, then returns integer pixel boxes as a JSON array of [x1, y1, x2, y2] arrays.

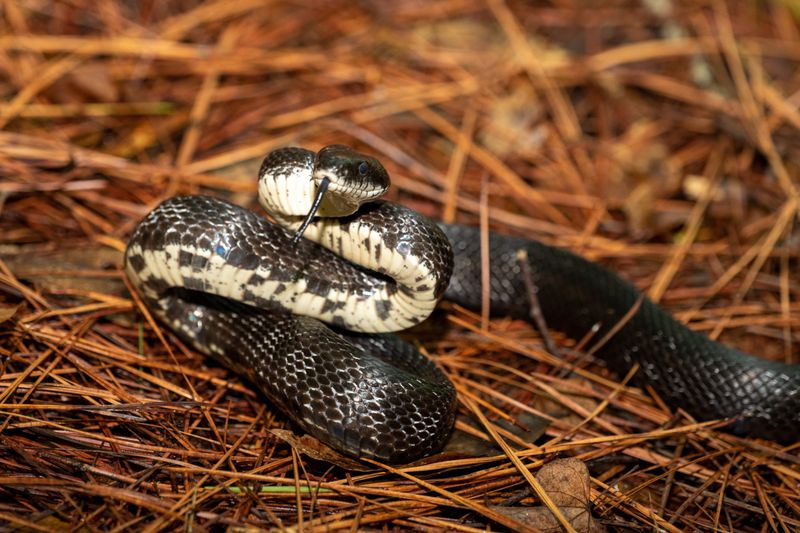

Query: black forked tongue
[[292, 177, 330, 244]]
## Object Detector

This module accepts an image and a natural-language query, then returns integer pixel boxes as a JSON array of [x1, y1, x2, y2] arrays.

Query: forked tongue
[[291, 176, 330, 244]]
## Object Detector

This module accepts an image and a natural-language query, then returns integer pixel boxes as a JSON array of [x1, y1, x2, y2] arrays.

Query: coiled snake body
[[126, 146, 799, 463]]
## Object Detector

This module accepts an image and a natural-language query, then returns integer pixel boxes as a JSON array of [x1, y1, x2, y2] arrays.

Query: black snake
[[125, 145, 799, 463]]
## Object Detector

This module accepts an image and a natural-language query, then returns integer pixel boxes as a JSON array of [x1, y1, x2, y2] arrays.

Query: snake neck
[[257, 147, 319, 217], [254, 147, 452, 332], [269, 201, 454, 332]]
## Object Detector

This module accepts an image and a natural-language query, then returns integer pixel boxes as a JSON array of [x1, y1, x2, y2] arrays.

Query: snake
[[125, 145, 800, 463]]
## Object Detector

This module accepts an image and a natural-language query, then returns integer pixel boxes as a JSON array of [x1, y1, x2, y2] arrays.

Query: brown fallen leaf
[[536, 458, 592, 507], [66, 62, 119, 103], [491, 458, 605, 533], [491, 505, 601, 533], [0, 304, 20, 324]]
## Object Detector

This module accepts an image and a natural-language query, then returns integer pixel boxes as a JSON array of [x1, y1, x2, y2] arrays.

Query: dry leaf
[[67, 62, 119, 102], [491, 458, 604, 533], [536, 458, 592, 507], [491, 505, 602, 533], [0, 304, 20, 324]]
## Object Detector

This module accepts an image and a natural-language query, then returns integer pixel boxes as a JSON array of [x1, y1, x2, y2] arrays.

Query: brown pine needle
[[0, 2, 797, 531]]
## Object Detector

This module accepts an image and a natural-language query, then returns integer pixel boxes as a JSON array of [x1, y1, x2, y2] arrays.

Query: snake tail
[[442, 224, 800, 442]]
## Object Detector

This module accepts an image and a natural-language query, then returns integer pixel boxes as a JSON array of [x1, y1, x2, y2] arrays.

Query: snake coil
[[126, 145, 799, 463]]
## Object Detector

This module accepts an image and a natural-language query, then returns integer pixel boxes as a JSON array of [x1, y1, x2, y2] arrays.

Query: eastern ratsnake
[[125, 145, 799, 463]]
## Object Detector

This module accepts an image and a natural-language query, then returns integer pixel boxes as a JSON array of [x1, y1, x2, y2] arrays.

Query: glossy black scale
[[126, 146, 800, 466], [441, 224, 800, 443]]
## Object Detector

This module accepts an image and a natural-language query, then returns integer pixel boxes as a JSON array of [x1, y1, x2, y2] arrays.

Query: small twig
[[479, 173, 491, 331], [516, 248, 560, 357]]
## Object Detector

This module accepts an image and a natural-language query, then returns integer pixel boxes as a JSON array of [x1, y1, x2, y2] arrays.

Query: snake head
[[312, 145, 390, 217], [258, 145, 392, 242], [286, 145, 391, 243]]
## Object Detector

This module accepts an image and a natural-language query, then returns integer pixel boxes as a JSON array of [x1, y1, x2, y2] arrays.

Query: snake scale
[[126, 145, 799, 463]]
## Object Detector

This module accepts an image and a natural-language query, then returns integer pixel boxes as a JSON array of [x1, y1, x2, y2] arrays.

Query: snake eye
[[357, 161, 369, 176]]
